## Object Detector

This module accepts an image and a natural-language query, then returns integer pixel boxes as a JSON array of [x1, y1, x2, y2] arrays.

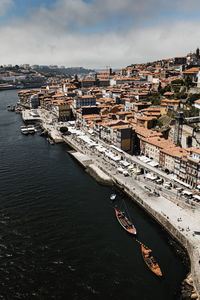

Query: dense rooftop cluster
[[18, 49, 200, 191]]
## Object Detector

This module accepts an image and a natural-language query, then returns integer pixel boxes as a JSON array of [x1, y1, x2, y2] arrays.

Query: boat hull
[[114, 208, 137, 235], [141, 244, 162, 277]]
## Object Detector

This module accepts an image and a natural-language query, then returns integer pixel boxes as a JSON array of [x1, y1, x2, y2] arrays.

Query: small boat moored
[[20, 126, 29, 135], [114, 207, 137, 235], [141, 244, 162, 277], [27, 125, 37, 134], [7, 105, 15, 111], [20, 125, 37, 135], [110, 194, 116, 201]]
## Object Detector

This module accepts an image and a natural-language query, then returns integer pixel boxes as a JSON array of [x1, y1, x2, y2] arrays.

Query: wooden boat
[[114, 208, 137, 235], [141, 244, 162, 277]]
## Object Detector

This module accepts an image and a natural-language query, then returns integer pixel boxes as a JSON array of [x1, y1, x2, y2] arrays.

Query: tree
[[187, 93, 200, 105], [60, 126, 68, 134], [171, 79, 184, 85], [184, 76, 194, 89], [147, 93, 161, 106]]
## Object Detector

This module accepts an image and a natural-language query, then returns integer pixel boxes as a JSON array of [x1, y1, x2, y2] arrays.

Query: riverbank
[[19, 108, 200, 299]]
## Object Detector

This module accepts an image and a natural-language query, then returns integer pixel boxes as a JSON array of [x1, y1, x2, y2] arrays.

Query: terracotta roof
[[183, 67, 199, 74], [162, 98, 180, 104], [142, 136, 175, 149], [187, 147, 200, 156]]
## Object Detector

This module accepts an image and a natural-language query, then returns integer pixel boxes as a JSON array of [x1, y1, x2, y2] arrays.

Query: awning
[[120, 160, 130, 167], [182, 190, 192, 196], [68, 128, 77, 134], [111, 145, 123, 153], [112, 156, 121, 161], [78, 135, 97, 147], [145, 173, 157, 180], [88, 142, 98, 147], [128, 164, 134, 169], [68, 121, 76, 125], [139, 156, 151, 163], [173, 177, 190, 188], [96, 146, 105, 152], [123, 170, 129, 176], [148, 160, 159, 167]]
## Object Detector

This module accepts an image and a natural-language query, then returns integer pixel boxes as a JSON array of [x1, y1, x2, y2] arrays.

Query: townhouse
[[161, 99, 180, 113], [140, 136, 175, 162], [186, 148, 200, 188], [159, 147, 187, 173], [74, 95, 96, 109]]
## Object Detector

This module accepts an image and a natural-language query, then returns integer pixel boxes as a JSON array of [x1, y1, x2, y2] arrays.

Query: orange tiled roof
[[183, 67, 199, 74]]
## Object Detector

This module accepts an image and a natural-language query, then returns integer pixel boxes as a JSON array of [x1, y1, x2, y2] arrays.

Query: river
[[0, 89, 188, 299]]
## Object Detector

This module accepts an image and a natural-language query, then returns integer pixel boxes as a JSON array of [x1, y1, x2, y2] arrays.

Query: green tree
[[187, 93, 200, 105], [147, 93, 161, 106], [60, 126, 68, 133], [184, 76, 194, 89]]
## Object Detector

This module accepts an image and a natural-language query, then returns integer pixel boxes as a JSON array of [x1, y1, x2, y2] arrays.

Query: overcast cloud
[[0, 0, 13, 16], [0, 0, 200, 68]]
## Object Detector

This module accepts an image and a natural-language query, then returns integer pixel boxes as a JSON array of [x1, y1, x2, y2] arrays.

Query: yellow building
[[137, 116, 157, 129], [52, 100, 71, 121]]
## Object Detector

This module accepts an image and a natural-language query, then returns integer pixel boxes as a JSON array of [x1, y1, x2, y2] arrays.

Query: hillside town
[[0, 64, 93, 90], [17, 49, 200, 194]]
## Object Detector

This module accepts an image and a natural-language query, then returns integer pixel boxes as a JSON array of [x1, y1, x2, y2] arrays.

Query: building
[[183, 67, 200, 83], [74, 95, 96, 109], [186, 148, 200, 188], [140, 136, 175, 162], [174, 57, 187, 65], [52, 100, 71, 121], [159, 147, 186, 173], [161, 99, 180, 112], [136, 116, 157, 129], [116, 126, 133, 152]]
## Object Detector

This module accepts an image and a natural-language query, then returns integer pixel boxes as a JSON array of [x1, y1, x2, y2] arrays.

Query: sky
[[1, 0, 200, 68]]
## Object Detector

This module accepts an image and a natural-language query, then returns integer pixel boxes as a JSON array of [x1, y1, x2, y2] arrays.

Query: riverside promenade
[[21, 109, 200, 299]]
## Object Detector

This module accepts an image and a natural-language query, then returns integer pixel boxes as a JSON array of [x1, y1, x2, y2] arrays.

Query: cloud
[[0, 0, 200, 67], [0, 18, 199, 68], [0, 0, 13, 16], [42, 0, 200, 28]]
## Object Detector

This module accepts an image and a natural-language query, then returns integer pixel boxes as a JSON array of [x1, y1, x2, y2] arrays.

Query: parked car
[[144, 186, 151, 192]]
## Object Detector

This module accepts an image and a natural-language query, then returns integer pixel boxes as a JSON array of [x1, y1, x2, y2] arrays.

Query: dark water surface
[[0, 90, 188, 299]]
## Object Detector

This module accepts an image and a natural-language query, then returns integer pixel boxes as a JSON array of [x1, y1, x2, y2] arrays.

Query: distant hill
[[33, 66, 94, 77]]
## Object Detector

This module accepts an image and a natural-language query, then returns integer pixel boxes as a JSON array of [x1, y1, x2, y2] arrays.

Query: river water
[[0, 90, 188, 300]]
